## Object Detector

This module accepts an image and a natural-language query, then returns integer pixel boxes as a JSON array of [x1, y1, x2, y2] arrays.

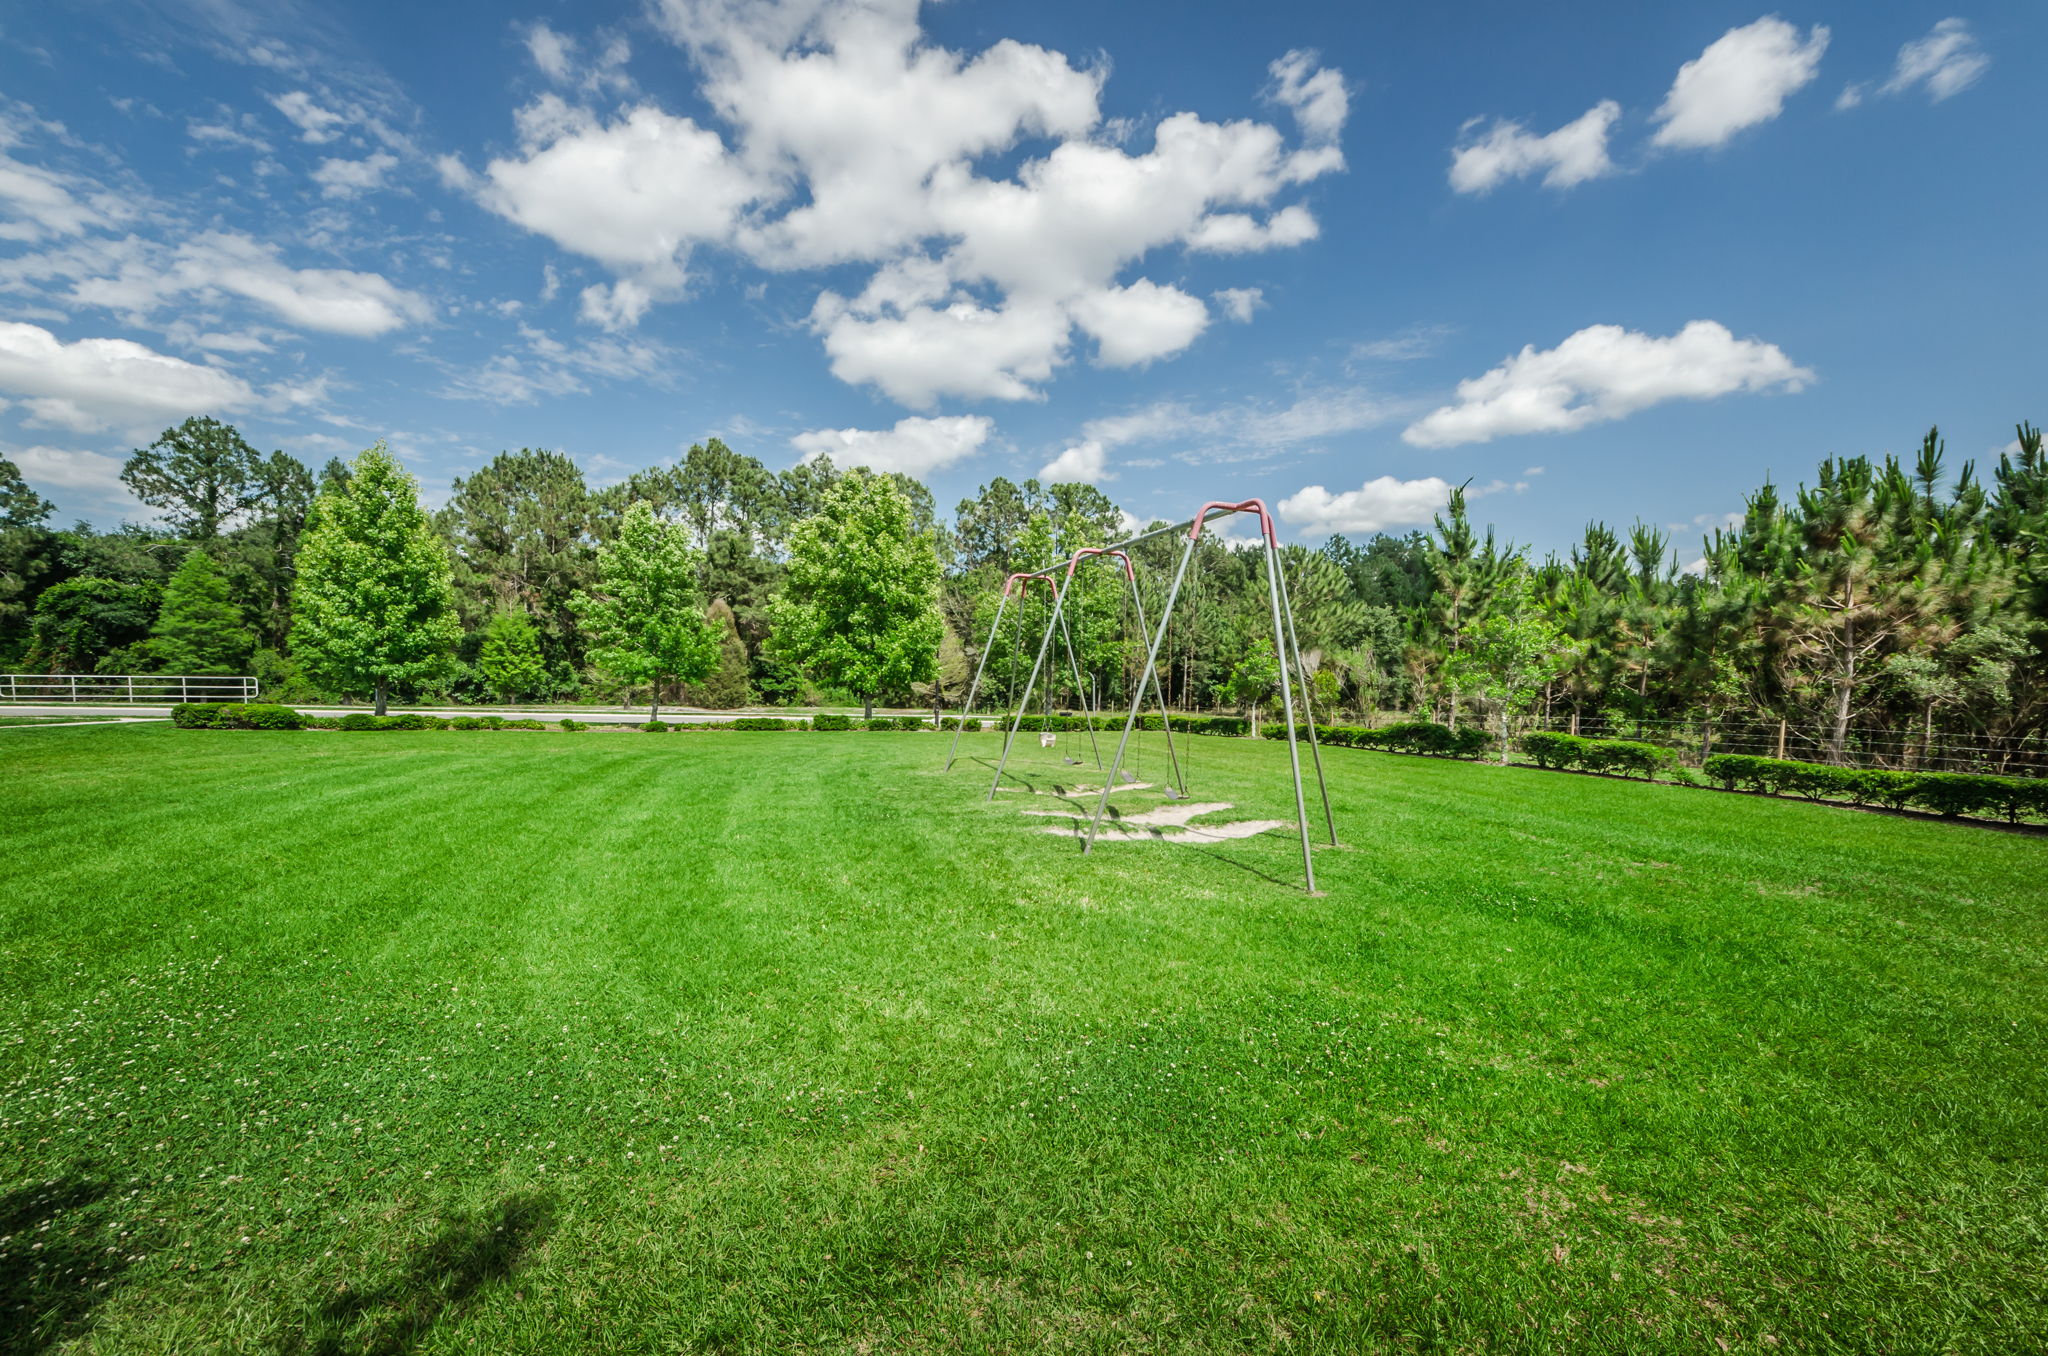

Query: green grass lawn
[[3, 725, 2044, 1353]]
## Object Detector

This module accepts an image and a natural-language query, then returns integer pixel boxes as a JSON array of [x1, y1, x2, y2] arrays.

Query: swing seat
[[1039, 732, 1056, 748]]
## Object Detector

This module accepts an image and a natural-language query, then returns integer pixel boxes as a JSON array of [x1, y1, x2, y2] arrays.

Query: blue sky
[[2, 0, 2040, 562]]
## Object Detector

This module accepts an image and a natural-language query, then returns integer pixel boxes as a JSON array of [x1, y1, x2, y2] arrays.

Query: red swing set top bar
[[1186, 498, 1278, 546], [1000, 571, 1059, 596], [1062, 547, 1137, 581]]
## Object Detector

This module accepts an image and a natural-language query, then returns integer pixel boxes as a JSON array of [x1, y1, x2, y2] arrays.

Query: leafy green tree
[[476, 609, 550, 703], [148, 547, 253, 674], [1444, 572, 1575, 764], [25, 577, 159, 672], [571, 500, 721, 720], [770, 471, 941, 719], [954, 475, 1034, 572], [1227, 636, 1280, 736], [290, 443, 461, 715], [121, 416, 265, 541], [2, 455, 57, 656]]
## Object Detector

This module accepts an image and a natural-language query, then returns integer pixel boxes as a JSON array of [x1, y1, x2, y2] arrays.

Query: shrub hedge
[[733, 717, 804, 731], [1700, 753, 2047, 822], [1259, 719, 1491, 759], [171, 702, 304, 730], [1519, 732, 1673, 779], [811, 713, 855, 731]]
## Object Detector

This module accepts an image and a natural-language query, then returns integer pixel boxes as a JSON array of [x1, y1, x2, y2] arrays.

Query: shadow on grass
[[292, 1194, 552, 1356], [0, 1173, 129, 1354]]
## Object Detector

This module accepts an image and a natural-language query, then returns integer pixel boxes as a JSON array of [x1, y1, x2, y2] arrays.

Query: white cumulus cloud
[[790, 413, 994, 477], [468, 98, 760, 314], [1038, 438, 1108, 484], [457, 1, 1345, 403], [1651, 17, 1829, 151], [1403, 320, 1813, 448], [1278, 475, 1455, 536], [0, 321, 258, 433], [1449, 100, 1621, 193], [1068, 280, 1209, 368]]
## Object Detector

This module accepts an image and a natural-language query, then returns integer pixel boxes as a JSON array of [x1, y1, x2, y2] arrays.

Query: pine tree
[[476, 609, 549, 703], [571, 500, 721, 720], [290, 443, 460, 715], [120, 416, 264, 541], [770, 471, 942, 720], [683, 599, 753, 709], [149, 547, 253, 675]]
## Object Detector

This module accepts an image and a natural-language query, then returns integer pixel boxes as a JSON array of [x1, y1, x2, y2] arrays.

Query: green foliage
[[251, 646, 318, 702], [171, 701, 224, 728], [1695, 754, 2043, 822], [572, 500, 720, 718], [1913, 773, 1999, 818], [862, 716, 896, 731], [811, 713, 855, 731], [290, 443, 460, 712], [683, 599, 753, 709], [475, 609, 549, 702], [25, 576, 159, 672], [643, 719, 671, 733], [149, 547, 254, 675], [1851, 770, 1923, 811], [441, 448, 594, 674], [121, 416, 265, 541], [770, 472, 942, 712], [559, 718, 587, 731], [1515, 731, 1668, 778], [170, 702, 303, 730], [168, 704, 303, 737], [1579, 739, 1670, 779], [1520, 731, 1587, 769], [1225, 637, 1280, 730], [733, 716, 800, 730]]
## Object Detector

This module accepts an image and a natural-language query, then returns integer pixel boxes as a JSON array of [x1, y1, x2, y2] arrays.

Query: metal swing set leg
[[1082, 500, 1335, 894]]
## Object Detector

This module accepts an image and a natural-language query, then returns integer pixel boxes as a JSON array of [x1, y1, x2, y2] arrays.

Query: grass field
[[2, 725, 2044, 1352]]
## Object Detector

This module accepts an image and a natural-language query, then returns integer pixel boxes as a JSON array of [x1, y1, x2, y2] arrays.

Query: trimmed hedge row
[[1520, 731, 1674, 779], [308, 713, 550, 731], [171, 702, 304, 730], [1259, 719, 1493, 759], [1701, 753, 2048, 822]]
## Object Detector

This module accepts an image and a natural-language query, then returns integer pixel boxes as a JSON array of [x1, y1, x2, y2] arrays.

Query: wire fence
[[0, 674, 258, 704], [1526, 712, 2048, 777]]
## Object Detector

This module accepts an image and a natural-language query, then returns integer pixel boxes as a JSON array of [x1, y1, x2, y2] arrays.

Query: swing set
[[943, 498, 1337, 893]]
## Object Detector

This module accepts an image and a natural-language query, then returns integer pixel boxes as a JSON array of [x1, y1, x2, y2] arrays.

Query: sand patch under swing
[[1023, 800, 1291, 843]]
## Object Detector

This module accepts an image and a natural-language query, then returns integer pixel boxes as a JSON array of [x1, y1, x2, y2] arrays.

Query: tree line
[[1, 415, 2042, 765]]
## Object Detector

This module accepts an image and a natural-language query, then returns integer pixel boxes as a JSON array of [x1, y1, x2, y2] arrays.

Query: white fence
[[0, 674, 258, 704]]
